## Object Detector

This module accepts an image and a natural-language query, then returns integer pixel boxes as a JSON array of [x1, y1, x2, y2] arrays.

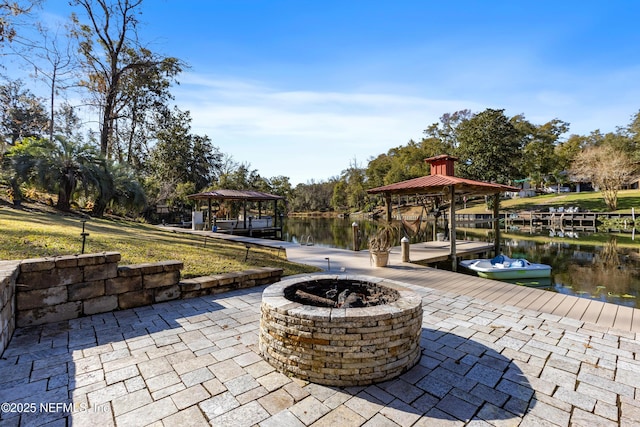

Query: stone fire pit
[[259, 274, 423, 386]]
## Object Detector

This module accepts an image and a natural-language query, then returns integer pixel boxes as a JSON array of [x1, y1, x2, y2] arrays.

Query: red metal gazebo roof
[[367, 155, 518, 197], [367, 174, 518, 197]]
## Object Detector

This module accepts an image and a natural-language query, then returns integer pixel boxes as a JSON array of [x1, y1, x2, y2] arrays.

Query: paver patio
[[1, 271, 639, 426]]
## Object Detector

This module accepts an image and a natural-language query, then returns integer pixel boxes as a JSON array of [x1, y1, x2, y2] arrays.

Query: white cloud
[[174, 74, 489, 183], [172, 68, 640, 183]]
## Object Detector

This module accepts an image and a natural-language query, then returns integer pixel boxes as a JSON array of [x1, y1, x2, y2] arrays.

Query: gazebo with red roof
[[367, 155, 518, 268]]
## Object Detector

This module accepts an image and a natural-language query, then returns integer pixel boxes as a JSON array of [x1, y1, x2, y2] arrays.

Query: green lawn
[[459, 189, 640, 214], [0, 206, 319, 278]]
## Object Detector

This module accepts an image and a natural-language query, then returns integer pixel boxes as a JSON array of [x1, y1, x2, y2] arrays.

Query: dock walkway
[[285, 240, 640, 334], [505, 211, 598, 233]]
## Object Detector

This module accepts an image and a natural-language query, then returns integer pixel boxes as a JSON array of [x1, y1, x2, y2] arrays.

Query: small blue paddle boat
[[460, 254, 552, 280]]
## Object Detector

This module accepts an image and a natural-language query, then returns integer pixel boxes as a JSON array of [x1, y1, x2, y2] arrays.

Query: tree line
[[1, 1, 638, 218], [290, 109, 639, 213]]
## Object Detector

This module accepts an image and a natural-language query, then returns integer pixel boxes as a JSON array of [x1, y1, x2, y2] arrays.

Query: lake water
[[283, 217, 640, 309]]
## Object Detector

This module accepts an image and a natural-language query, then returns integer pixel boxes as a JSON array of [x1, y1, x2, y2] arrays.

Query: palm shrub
[[2, 136, 103, 211], [92, 161, 146, 216], [368, 223, 399, 252], [368, 222, 400, 267], [2, 137, 147, 216]]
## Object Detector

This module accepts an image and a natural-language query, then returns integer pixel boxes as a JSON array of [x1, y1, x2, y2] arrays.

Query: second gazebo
[[187, 189, 284, 238], [366, 154, 518, 268]]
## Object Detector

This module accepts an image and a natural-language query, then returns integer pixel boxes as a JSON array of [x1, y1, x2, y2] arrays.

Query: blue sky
[[25, 1, 640, 184]]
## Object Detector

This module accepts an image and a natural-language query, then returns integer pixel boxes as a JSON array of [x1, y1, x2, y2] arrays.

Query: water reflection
[[283, 218, 640, 309], [283, 217, 436, 250], [500, 277, 553, 288], [458, 233, 640, 309], [283, 217, 390, 250], [541, 237, 638, 308]]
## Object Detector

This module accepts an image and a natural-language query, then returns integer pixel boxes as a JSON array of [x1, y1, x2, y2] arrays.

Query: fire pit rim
[[261, 273, 423, 320]]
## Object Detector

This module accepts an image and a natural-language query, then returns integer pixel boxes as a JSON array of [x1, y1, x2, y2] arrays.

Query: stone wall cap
[[104, 252, 122, 263], [0, 260, 21, 269], [54, 255, 78, 268], [19, 258, 56, 272], [158, 260, 184, 271], [77, 253, 106, 266], [117, 265, 143, 277], [121, 263, 163, 275]]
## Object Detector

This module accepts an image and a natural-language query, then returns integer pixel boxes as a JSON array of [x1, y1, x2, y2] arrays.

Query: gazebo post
[[273, 200, 277, 229], [493, 193, 501, 255], [432, 208, 437, 242], [385, 193, 392, 223], [243, 200, 247, 229], [449, 185, 457, 271], [207, 198, 212, 230]]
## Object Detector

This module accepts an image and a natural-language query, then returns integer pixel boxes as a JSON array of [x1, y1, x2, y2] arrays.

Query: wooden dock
[[214, 226, 283, 239], [365, 264, 640, 333], [278, 239, 640, 333], [505, 211, 597, 231], [403, 240, 494, 264]]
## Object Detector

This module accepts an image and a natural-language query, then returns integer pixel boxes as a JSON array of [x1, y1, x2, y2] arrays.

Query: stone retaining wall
[[0, 261, 20, 357], [0, 252, 282, 356], [7, 252, 282, 329], [180, 268, 283, 299], [15, 252, 185, 327]]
